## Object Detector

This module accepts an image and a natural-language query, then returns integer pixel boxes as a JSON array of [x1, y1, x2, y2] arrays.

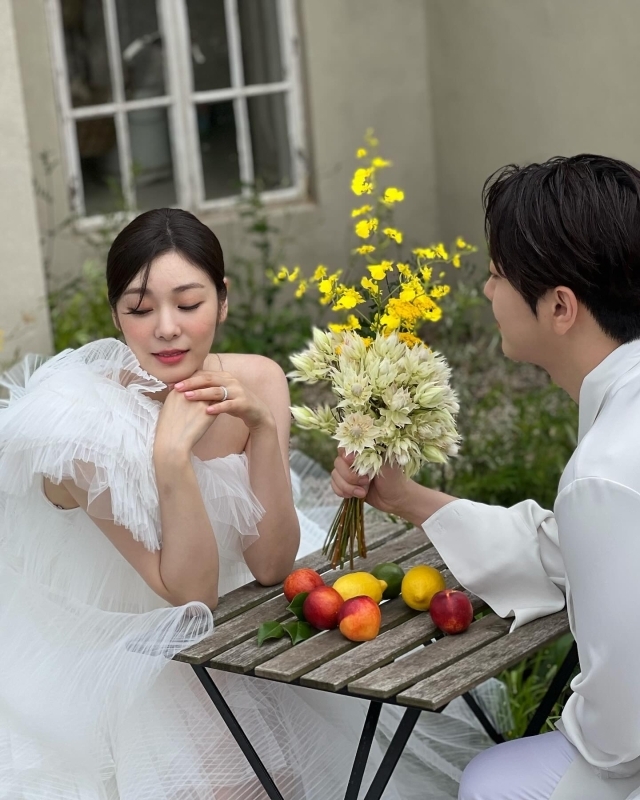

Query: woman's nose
[[483, 279, 493, 301], [155, 309, 181, 340]]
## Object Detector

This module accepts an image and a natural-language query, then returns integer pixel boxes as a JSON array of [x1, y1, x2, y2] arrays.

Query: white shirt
[[424, 339, 640, 779]]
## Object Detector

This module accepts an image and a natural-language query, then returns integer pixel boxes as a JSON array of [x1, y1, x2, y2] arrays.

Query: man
[[332, 155, 640, 799]]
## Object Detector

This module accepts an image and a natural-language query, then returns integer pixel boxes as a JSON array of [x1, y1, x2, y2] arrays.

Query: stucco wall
[[12, 0, 439, 292], [0, 0, 52, 361], [426, 0, 640, 254]]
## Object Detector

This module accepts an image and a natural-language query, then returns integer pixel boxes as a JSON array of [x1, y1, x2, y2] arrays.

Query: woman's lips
[[152, 350, 188, 365]]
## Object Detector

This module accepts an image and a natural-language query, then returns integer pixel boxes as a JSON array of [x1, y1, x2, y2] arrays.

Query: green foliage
[[48, 260, 118, 352], [216, 187, 317, 369]]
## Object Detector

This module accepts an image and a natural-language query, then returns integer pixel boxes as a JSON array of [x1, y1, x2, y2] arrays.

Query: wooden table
[[175, 516, 575, 800]]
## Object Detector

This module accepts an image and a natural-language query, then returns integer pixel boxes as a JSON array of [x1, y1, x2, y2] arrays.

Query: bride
[[0, 208, 497, 799]]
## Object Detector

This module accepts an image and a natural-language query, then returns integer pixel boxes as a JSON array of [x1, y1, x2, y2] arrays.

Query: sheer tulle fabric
[[0, 340, 502, 799]]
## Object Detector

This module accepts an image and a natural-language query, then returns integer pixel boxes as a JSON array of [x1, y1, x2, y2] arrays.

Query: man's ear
[[549, 286, 579, 335]]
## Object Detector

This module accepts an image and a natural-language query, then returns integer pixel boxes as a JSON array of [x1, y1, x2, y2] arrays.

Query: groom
[[331, 155, 640, 800]]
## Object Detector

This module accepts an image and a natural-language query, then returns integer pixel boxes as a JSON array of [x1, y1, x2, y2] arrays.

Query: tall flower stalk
[[285, 131, 477, 567]]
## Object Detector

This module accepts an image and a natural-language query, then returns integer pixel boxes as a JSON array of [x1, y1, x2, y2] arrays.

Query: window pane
[[238, 0, 283, 85], [61, 0, 112, 107], [187, 0, 231, 92], [196, 101, 240, 200], [129, 109, 176, 209], [248, 94, 291, 190], [117, 0, 166, 100], [76, 117, 122, 215]]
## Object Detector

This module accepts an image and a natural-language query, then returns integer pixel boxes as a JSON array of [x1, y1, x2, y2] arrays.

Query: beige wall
[[0, 0, 52, 362], [12, 0, 439, 292], [426, 0, 640, 253]]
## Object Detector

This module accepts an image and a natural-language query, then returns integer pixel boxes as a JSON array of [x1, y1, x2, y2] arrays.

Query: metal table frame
[[191, 641, 579, 800]]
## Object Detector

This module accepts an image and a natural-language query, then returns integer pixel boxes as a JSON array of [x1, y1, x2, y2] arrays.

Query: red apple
[[429, 589, 474, 635], [338, 596, 381, 641], [283, 568, 324, 602], [303, 586, 344, 630]]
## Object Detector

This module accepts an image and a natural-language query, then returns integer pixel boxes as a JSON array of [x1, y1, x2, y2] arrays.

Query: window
[[46, 0, 306, 219]]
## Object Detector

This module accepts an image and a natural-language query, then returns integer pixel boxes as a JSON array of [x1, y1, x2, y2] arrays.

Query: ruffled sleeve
[[0, 339, 165, 551]]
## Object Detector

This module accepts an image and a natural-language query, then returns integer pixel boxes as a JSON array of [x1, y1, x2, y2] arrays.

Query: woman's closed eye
[[125, 302, 203, 315]]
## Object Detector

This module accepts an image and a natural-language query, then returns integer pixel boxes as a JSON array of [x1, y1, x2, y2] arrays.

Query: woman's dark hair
[[483, 154, 640, 343], [106, 208, 227, 308]]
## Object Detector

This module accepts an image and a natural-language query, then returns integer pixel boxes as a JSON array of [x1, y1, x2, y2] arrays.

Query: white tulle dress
[[0, 339, 501, 800]]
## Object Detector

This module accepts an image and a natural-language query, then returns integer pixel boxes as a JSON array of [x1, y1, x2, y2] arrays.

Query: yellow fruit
[[332, 571, 388, 603], [401, 565, 446, 611]]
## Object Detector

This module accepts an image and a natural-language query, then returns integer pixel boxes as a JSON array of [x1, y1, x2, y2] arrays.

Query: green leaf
[[286, 592, 309, 621], [257, 621, 285, 646], [282, 621, 317, 646]]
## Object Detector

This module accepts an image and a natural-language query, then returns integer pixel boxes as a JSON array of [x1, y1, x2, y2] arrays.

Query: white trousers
[[458, 731, 640, 800]]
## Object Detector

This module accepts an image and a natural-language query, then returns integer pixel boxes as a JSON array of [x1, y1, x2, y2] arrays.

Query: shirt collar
[[578, 339, 640, 442]]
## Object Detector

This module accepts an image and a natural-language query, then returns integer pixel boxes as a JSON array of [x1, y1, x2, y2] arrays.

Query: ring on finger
[[220, 386, 228, 402]]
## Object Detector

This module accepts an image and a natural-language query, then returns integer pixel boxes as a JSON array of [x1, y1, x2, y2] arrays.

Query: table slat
[[347, 610, 507, 698], [303, 589, 485, 692], [176, 527, 430, 665], [396, 610, 570, 710]]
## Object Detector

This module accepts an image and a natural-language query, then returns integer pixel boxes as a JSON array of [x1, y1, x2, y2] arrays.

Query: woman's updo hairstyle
[[106, 208, 227, 308]]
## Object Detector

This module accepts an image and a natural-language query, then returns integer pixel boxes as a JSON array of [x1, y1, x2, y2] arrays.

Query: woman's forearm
[[154, 449, 219, 607], [244, 419, 300, 585]]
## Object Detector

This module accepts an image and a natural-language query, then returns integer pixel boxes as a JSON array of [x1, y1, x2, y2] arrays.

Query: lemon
[[401, 565, 446, 611], [371, 562, 405, 599], [332, 572, 387, 603]]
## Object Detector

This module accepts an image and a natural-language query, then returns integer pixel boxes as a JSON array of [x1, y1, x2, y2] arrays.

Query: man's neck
[[544, 335, 620, 403]]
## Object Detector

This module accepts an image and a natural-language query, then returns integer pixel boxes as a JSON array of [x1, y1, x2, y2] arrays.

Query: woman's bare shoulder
[[205, 352, 287, 391]]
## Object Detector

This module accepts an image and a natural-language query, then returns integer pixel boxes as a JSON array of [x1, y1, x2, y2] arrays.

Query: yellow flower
[[414, 247, 436, 259], [333, 287, 365, 310], [361, 336, 373, 347], [355, 218, 379, 239], [361, 276, 381, 294], [439, 271, 446, 278], [420, 266, 433, 282], [398, 332, 423, 348], [397, 262, 412, 277], [368, 260, 393, 280], [414, 295, 437, 314], [452, 254, 461, 268], [351, 204, 373, 218], [276, 266, 288, 281], [356, 148, 368, 159], [329, 314, 361, 333], [287, 266, 300, 282], [430, 284, 450, 299], [423, 305, 443, 322], [318, 278, 334, 294], [355, 244, 376, 255], [379, 312, 401, 331], [456, 237, 468, 249], [383, 227, 403, 244], [383, 187, 405, 205], [372, 157, 392, 168], [435, 243, 449, 259], [312, 265, 327, 281], [352, 167, 374, 196], [295, 280, 308, 298]]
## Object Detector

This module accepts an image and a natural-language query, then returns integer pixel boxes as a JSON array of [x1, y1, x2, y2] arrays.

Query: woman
[[0, 208, 393, 799]]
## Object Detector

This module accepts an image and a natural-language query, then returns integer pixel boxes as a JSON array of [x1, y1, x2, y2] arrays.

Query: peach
[[338, 596, 381, 642], [283, 568, 324, 602], [429, 589, 474, 635], [302, 586, 344, 630]]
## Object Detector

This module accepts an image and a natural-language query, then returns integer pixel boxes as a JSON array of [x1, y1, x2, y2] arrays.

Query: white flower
[[291, 404, 338, 434], [333, 366, 373, 408], [333, 412, 380, 454], [379, 385, 418, 427], [340, 333, 368, 364], [352, 449, 384, 477], [365, 355, 399, 392]]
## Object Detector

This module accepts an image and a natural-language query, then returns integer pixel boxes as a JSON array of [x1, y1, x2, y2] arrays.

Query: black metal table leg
[[524, 641, 579, 737], [344, 700, 383, 800], [462, 691, 504, 744], [362, 707, 422, 800], [192, 665, 285, 800]]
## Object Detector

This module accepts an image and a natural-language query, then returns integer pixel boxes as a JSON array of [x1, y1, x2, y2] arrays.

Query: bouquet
[[282, 131, 477, 567]]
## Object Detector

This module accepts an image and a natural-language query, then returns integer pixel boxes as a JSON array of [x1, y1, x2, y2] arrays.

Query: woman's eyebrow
[[122, 282, 205, 297]]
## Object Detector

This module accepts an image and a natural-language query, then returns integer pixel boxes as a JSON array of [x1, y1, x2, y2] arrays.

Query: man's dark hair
[[483, 154, 640, 343]]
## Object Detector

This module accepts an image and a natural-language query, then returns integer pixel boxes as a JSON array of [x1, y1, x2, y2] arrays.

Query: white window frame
[[45, 0, 308, 223]]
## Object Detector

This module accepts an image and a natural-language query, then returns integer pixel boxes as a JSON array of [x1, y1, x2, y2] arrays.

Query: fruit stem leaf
[[287, 591, 309, 621], [257, 620, 285, 646], [282, 620, 317, 646]]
